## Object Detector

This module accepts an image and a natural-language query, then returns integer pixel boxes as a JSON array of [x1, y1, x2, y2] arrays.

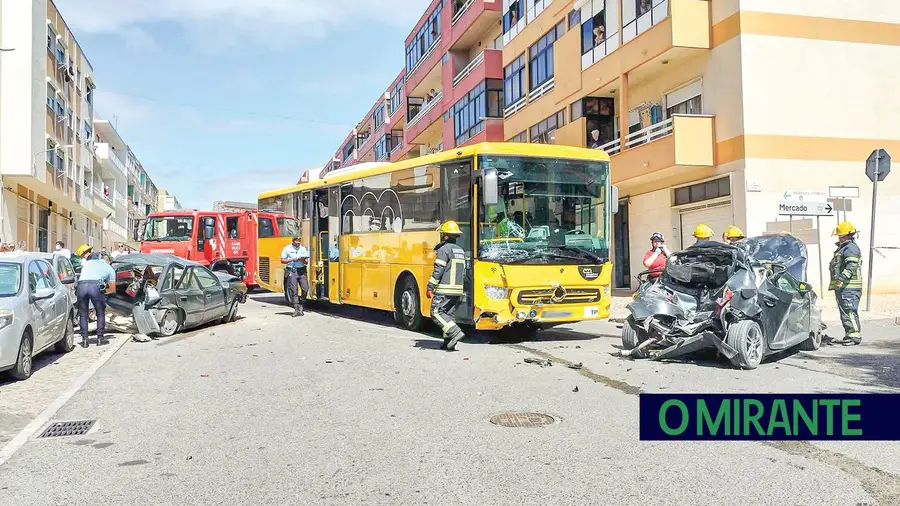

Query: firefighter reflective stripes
[[435, 258, 447, 267], [427, 242, 467, 295], [829, 241, 863, 290]]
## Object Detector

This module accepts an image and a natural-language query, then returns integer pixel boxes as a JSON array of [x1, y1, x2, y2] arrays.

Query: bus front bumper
[[474, 299, 612, 331]]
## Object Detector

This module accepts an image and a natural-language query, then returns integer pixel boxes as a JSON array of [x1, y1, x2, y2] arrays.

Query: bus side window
[[226, 216, 240, 239], [259, 218, 274, 238]]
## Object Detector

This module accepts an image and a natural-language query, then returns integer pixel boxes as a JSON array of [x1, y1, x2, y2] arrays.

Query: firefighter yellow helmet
[[833, 221, 857, 236], [75, 244, 92, 257], [692, 224, 713, 239], [437, 221, 462, 236], [723, 226, 745, 240]]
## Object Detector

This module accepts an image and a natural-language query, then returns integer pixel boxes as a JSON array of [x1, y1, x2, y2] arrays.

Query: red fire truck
[[140, 209, 300, 288]]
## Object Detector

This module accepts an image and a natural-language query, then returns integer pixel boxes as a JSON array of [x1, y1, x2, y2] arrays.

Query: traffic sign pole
[[865, 153, 880, 312], [816, 216, 824, 293]]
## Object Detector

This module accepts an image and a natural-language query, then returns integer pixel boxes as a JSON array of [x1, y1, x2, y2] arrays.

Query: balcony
[[597, 114, 715, 189], [581, 0, 710, 82], [447, 0, 502, 50], [407, 90, 442, 129], [115, 190, 126, 207], [406, 91, 444, 145], [93, 143, 127, 179]]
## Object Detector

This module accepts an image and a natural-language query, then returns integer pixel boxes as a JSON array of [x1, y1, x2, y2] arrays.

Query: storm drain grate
[[489, 412, 556, 428], [37, 420, 97, 439]]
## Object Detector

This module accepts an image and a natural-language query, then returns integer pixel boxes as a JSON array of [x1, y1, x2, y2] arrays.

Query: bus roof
[[258, 142, 611, 200]]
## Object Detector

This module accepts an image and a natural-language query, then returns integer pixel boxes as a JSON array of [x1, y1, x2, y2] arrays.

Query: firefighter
[[829, 221, 863, 345], [281, 236, 309, 317], [722, 226, 745, 244], [426, 221, 467, 351], [689, 223, 716, 248], [75, 244, 116, 347]]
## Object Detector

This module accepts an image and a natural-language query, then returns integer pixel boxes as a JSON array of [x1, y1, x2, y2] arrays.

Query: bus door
[[328, 187, 341, 303], [442, 159, 474, 325], [300, 191, 312, 294], [197, 214, 218, 265], [311, 188, 330, 300]]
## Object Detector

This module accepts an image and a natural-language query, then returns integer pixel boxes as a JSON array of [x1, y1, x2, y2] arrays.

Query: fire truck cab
[[140, 210, 299, 288]]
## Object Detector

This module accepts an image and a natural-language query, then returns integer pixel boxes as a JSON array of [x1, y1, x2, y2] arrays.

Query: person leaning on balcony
[[593, 24, 605, 46], [589, 129, 602, 149]]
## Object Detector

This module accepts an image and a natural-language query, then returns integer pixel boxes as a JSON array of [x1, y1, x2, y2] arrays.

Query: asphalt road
[[0, 293, 897, 505]]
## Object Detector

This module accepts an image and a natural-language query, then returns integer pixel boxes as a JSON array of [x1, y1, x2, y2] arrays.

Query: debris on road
[[567, 362, 583, 370], [524, 357, 552, 367], [572, 386, 579, 392], [131, 333, 152, 343], [200, 374, 209, 378]]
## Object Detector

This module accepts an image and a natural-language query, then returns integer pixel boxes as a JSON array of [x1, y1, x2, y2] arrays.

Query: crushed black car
[[621, 233, 825, 369], [108, 254, 247, 337]]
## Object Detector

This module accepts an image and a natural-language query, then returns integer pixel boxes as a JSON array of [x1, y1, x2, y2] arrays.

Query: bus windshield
[[478, 155, 610, 265], [144, 216, 194, 242]]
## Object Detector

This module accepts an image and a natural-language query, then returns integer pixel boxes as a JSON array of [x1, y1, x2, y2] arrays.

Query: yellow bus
[[257, 142, 618, 335]]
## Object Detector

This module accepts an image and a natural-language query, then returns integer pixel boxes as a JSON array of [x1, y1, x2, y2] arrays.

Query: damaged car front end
[[108, 254, 247, 337], [621, 234, 824, 369]]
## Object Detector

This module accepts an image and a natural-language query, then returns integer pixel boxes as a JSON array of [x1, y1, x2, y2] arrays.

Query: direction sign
[[828, 186, 860, 198], [778, 200, 834, 216], [781, 190, 827, 202], [866, 149, 891, 182]]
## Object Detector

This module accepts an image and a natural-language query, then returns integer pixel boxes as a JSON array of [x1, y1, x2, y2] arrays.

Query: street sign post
[[777, 192, 833, 292], [828, 186, 859, 223], [864, 149, 891, 311]]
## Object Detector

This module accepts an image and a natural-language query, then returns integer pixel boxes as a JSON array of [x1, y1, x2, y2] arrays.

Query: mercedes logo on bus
[[551, 286, 567, 303]]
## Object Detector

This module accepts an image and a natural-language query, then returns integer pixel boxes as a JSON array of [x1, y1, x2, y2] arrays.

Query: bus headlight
[[603, 286, 610, 296], [0, 310, 13, 331], [483, 285, 509, 300]]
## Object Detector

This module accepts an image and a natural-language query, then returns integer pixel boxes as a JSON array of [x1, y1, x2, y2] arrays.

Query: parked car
[[108, 254, 247, 337], [621, 233, 825, 370], [0, 253, 76, 380], [41, 253, 77, 309]]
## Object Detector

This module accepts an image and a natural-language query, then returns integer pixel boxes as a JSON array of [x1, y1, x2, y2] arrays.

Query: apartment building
[[316, 0, 900, 293], [125, 149, 159, 245], [321, 0, 507, 178], [93, 117, 130, 248], [157, 189, 182, 211], [0, 0, 105, 251]]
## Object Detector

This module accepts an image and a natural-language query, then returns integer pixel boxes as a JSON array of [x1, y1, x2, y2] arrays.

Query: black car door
[[756, 269, 801, 352], [194, 266, 227, 322], [175, 268, 206, 327]]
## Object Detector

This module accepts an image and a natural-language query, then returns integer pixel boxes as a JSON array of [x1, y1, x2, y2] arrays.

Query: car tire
[[395, 276, 424, 331], [158, 309, 181, 337], [725, 320, 765, 370], [54, 314, 76, 354], [10, 330, 33, 381], [622, 316, 649, 358], [799, 331, 822, 351], [221, 301, 239, 324]]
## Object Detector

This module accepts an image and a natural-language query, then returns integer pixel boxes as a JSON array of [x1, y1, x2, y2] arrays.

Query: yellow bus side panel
[[342, 263, 362, 304]]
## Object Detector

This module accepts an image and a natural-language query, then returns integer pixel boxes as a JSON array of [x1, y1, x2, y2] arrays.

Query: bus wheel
[[395, 276, 424, 331]]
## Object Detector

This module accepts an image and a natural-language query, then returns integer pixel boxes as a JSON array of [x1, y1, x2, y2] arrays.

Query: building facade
[[0, 0, 104, 251], [93, 117, 130, 248], [157, 189, 182, 211], [317, 0, 900, 294]]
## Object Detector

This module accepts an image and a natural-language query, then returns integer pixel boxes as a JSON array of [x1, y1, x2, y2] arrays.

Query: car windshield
[[144, 216, 194, 242], [478, 155, 610, 265], [0, 263, 21, 297], [277, 217, 301, 237]]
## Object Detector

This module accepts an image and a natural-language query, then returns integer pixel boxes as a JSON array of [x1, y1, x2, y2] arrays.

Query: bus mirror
[[610, 186, 620, 214], [483, 168, 499, 206]]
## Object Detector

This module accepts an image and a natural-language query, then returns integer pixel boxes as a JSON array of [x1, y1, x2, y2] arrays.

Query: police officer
[[281, 236, 309, 317], [829, 221, 863, 345], [426, 221, 467, 351], [74, 244, 116, 347], [722, 226, 745, 245]]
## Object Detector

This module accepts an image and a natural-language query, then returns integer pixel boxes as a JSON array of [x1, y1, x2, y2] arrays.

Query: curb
[[0, 334, 131, 467]]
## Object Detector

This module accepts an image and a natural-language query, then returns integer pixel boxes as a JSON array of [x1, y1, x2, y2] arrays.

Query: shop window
[[674, 177, 730, 206]]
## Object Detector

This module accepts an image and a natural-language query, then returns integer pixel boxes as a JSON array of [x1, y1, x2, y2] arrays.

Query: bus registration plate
[[583, 306, 600, 318]]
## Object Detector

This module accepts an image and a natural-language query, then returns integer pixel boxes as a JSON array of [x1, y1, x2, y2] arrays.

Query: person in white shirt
[[54, 241, 71, 259], [280, 236, 310, 317], [110, 243, 126, 259]]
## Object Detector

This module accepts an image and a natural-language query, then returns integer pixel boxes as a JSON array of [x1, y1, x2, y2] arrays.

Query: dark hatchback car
[[108, 254, 247, 337], [621, 234, 825, 370]]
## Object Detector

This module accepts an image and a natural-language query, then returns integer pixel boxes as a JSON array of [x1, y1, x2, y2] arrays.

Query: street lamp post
[[31, 145, 73, 176]]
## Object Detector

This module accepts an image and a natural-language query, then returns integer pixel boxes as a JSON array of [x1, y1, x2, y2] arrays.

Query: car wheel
[[10, 330, 33, 380], [395, 276, 424, 331], [55, 314, 76, 353], [158, 310, 181, 337], [622, 316, 649, 358], [725, 320, 765, 370], [799, 331, 822, 351]]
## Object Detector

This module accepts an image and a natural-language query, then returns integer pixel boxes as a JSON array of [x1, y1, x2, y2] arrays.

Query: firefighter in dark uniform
[[829, 221, 863, 345], [426, 221, 467, 351]]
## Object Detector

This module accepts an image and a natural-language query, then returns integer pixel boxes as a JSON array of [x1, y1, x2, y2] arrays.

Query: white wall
[[741, 0, 900, 23], [627, 188, 674, 285]]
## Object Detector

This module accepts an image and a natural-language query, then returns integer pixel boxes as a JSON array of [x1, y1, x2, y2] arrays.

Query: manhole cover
[[37, 420, 96, 439], [489, 412, 556, 428]]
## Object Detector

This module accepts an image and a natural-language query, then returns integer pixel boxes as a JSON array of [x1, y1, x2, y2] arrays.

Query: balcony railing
[[528, 77, 555, 102], [595, 117, 676, 155], [408, 36, 441, 78], [623, 0, 669, 44], [452, 0, 475, 25], [407, 91, 442, 128], [453, 51, 484, 87], [114, 190, 126, 206], [503, 97, 527, 118]]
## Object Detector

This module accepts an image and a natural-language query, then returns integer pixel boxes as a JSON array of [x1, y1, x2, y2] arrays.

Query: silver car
[[0, 252, 76, 380]]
